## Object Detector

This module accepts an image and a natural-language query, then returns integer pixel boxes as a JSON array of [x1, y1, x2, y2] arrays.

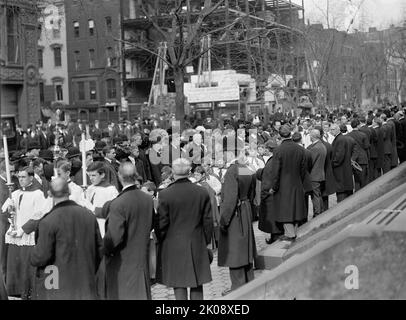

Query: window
[[74, 50, 80, 71], [54, 47, 62, 67], [6, 7, 20, 64], [106, 47, 116, 67], [53, 20, 61, 39], [39, 83, 45, 103], [56, 84, 63, 101], [77, 82, 85, 100], [106, 79, 117, 99], [38, 49, 43, 68], [73, 21, 80, 37], [38, 23, 43, 40], [89, 49, 95, 68], [88, 19, 94, 36], [89, 81, 97, 100], [105, 16, 112, 34]]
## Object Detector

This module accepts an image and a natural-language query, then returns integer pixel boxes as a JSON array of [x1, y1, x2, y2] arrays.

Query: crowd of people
[[0, 104, 405, 300]]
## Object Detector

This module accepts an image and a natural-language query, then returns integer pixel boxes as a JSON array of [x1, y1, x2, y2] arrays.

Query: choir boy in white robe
[[1, 167, 49, 299], [85, 162, 118, 237]]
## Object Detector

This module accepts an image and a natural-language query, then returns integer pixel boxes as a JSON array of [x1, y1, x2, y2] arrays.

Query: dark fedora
[[95, 141, 107, 152], [66, 147, 81, 159], [27, 141, 41, 151], [39, 149, 54, 161]]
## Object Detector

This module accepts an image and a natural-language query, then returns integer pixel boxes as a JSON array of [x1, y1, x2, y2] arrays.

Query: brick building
[[64, 0, 122, 123]]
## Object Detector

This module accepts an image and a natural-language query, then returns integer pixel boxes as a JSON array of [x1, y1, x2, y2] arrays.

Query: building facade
[[64, 0, 121, 123], [0, 0, 40, 129], [37, 0, 70, 114]]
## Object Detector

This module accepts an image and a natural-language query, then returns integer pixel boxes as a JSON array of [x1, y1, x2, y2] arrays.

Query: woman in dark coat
[[156, 158, 213, 300], [218, 152, 257, 294]]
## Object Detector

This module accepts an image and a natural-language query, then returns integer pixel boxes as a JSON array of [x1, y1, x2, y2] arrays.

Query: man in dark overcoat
[[372, 118, 385, 179], [380, 114, 393, 174], [306, 129, 327, 217], [386, 113, 399, 168], [156, 158, 213, 300], [396, 111, 406, 163], [363, 118, 378, 182], [268, 125, 307, 241], [315, 126, 337, 212], [348, 119, 370, 191], [218, 151, 257, 295], [330, 124, 354, 203], [257, 140, 281, 244], [103, 162, 154, 300], [30, 178, 103, 300]]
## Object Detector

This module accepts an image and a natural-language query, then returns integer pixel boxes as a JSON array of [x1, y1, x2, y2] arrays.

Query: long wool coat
[[156, 178, 213, 288], [268, 139, 307, 224], [218, 164, 257, 268], [103, 186, 154, 300], [331, 133, 355, 193], [258, 156, 282, 235], [31, 200, 103, 300], [321, 140, 337, 197]]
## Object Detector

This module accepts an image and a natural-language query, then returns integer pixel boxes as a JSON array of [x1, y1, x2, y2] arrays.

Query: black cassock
[[31, 200, 103, 300], [218, 163, 257, 268]]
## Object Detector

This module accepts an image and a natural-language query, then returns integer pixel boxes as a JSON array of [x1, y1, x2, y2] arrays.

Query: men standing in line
[[157, 158, 213, 300], [330, 124, 354, 202], [348, 119, 370, 191], [307, 129, 327, 218], [103, 162, 154, 300], [31, 178, 103, 300]]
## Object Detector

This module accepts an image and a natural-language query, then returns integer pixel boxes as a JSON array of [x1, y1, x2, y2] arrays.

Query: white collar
[[122, 184, 135, 191], [105, 158, 112, 163]]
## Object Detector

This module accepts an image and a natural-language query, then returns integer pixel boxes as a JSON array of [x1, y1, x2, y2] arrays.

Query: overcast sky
[[303, 0, 404, 31]]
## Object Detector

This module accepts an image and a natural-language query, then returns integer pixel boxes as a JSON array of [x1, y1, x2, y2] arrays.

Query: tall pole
[[225, 0, 231, 69]]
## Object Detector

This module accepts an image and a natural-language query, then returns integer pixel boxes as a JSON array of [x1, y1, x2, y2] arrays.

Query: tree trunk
[[174, 66, 186, 129]]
